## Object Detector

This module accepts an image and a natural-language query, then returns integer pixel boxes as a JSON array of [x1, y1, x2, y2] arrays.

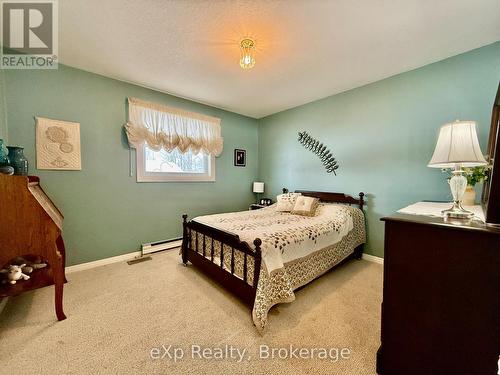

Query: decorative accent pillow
[[291, 196, 320, 217], [275, 193, 302, 212]]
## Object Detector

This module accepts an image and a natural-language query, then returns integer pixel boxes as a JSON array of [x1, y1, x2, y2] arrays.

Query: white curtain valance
[[125, 97, 223, 156]]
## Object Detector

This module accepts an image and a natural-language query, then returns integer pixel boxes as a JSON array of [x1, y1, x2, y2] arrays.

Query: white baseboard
[[362, 253, 384, 264], [66, 251, 142, 274], [66, 245, 182, 274]]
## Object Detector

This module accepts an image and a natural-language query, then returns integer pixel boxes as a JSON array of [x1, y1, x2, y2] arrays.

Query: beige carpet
[[0, 250, 382, 375]]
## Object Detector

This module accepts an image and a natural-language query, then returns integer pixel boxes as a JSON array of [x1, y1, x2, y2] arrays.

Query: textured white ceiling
[[59, 0, 500, 118]]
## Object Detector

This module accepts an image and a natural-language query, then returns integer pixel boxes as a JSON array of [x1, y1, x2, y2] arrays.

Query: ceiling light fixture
[[239, 38, 256, 69]]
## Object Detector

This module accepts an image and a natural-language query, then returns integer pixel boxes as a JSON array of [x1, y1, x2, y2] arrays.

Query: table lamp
[[428, 120, 487, 218], [253, 182, 264, 203]]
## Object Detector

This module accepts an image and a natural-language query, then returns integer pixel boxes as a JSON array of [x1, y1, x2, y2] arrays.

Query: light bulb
[[239, 38, 256, 69]]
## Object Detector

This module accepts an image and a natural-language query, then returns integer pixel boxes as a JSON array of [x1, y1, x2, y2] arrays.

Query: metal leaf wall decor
[[297, 131, 339, 175]]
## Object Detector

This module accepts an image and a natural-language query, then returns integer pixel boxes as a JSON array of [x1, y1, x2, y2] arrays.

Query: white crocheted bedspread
[[193, 203, 360, 274]]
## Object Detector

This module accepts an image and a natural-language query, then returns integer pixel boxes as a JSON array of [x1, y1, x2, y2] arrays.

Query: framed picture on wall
[[234, 149, 246, 167], [36, 117, 82, 170]]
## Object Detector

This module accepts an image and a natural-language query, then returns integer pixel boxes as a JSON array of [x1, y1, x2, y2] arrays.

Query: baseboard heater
[[141, 237, 183, 256]]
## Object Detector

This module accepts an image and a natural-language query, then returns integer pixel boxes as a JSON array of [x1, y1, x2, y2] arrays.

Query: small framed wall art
[[36, 117, 82, 170], [234, 149, 246, 167]]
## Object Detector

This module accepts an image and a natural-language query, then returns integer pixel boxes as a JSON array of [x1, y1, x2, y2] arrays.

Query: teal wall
[[259, 42, 500, 257], [3, 65, 259, 265], [3, 43, 499, 264]]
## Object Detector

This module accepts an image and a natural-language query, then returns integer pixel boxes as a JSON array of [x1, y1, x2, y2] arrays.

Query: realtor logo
[[1, 0, 58, 69]]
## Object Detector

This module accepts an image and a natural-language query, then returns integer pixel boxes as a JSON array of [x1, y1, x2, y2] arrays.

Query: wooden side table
[[0, 175, 66, 321]]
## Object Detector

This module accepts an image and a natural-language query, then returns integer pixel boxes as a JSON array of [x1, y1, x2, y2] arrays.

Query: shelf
[[0, 267, 55, 298]]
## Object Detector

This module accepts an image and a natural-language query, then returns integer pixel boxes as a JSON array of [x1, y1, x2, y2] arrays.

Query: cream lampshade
[[253, 182, 264, 204], [428, 120, 487, 218], [253, 182, 264, 193]]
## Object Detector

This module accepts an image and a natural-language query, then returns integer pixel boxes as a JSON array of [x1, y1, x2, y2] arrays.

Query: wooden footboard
[[181, 214, 262, 306]]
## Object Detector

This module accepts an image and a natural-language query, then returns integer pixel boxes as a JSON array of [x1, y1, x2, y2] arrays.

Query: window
[[136, 144, 215, 182], [125, 97, 222, 183]]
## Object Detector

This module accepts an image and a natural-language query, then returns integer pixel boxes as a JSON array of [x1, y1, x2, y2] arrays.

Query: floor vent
[[141, 238, 182, 256], [127, 257, 152, 265]]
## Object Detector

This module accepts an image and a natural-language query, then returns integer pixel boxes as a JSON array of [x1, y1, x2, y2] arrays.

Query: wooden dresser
[[377, 211, 500, 375], [0, 174, 66, 320]]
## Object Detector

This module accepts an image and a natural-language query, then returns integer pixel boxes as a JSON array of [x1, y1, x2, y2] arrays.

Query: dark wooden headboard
[[282, 188, 365, 210]]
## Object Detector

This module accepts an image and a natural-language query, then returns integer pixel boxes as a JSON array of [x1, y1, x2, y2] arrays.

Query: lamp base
[[441, 167, 474, 219], [442, 201, 474, 219], [255, 193, 261, 205]]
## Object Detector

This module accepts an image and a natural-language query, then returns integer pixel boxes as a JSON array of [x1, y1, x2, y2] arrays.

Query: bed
[[180, 189, 366, 332]]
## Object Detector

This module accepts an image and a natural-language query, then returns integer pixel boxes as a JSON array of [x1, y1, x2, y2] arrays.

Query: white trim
[[362, 253, 384, 264], [66, 244, 183, 273], [66, 251, 142, 274], [136, 143, 216, 182]]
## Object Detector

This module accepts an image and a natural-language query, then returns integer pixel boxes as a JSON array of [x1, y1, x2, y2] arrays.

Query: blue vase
[[7, 146, 28, 175], [0, 139, 9, 166]]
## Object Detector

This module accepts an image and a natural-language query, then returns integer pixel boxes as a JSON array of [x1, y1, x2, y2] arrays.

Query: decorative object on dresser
[[36, 117, 82, 170], [0, 174, 67, 321], [7, 146, 28, 175], [459, 166, 491, 205], [0, 139, 9, 165], [234, 149, 246, 166], [482, 82, 500, 225], [377, 209, 500, 375], [252, 181, 264, 203], [0, 140, 14, 175], [0, 165, 14, 175], [180, 188, 366, 331], [428, 120, 487, 219], [297, 131, 339, 174]]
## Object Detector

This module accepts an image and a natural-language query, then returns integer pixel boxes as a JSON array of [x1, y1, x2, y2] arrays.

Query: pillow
[[291, 196, 320, 217], [276, 193, 302, 212]]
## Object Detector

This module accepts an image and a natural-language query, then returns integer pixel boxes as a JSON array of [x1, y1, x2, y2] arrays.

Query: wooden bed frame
[[181, 189, 365, 306]]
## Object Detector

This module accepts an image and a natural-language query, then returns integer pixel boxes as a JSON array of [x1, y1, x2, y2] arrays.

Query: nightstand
[[249, 204, 266, 210]]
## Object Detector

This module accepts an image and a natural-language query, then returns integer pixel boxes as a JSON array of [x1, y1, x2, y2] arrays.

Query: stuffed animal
[[20, 263, 47, 274], [0, 264, 31, 284], [10, 257, 47, 274]]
